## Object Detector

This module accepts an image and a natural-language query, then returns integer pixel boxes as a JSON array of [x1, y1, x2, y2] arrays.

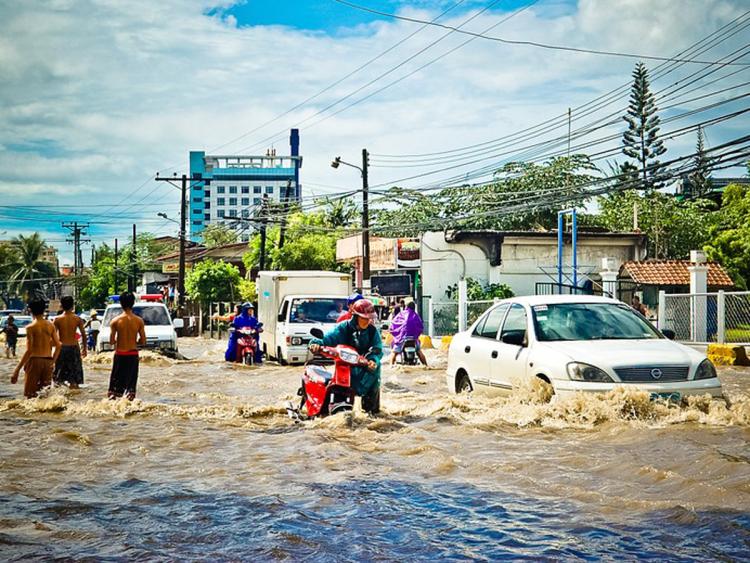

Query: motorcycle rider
[[336, 292, 363, 323], [388, 301, 428, 366], [309, 299, 382, 414], [225, 302, 262, 364]]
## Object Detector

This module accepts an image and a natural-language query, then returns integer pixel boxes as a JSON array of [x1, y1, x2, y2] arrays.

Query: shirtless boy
[[108, 292, 146, 401], [12, 300, 61, 398], [53, 295, 86, 388]]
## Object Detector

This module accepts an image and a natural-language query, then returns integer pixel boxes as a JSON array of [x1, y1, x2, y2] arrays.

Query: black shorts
[[108, 353, 139, 400], [54, 345, 84, 385]]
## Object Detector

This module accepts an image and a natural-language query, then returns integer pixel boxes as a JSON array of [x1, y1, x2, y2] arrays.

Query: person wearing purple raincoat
[[388, 301, 428, 366]]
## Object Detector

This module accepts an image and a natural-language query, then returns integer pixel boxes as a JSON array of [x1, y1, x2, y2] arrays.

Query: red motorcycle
[[286, 330, 370, 420], [234, 324, 263, 365]]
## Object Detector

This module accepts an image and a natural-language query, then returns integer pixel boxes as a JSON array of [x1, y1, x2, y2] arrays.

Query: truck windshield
[[103, 306, 171, 327], [289, 298, 348, 324]]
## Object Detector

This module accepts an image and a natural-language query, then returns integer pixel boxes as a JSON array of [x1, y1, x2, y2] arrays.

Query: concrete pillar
[[689, 250, 708, 342], [458, 279, 468, 333], [657, 290, 666, 330], [428, 297, 435, 340], [599, 257, 618, 299], [717, 290, 726, 344]]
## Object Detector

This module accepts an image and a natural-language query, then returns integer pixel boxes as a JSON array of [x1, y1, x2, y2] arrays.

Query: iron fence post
[[717, 290, 726, 344]]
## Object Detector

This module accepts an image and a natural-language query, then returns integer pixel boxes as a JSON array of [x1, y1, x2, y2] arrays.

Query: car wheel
[[277, 347, 288, 366], [456, 371, 472, 393]]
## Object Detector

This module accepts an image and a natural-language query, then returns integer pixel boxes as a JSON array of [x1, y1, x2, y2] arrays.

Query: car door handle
[[491, 350, 498, 359], [464, 346, 471, 354]]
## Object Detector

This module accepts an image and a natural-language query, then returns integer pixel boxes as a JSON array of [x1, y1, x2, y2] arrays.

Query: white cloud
[[0, 0, 747, 264]]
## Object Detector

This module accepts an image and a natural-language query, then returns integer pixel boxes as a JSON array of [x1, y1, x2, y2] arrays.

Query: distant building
[[674, 176, 748, 201], [188, 129, 302, 242]]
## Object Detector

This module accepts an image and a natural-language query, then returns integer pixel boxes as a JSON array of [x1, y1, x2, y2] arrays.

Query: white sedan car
[[447, 295, 723, 400]]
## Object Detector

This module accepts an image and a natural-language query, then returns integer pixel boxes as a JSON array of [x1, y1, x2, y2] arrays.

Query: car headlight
[[567, 362, 614, 382], [694, 359, 717, 380], [291, 337, 302, 346]]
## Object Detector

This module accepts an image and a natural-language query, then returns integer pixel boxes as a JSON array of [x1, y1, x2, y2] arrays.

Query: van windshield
[[103, 306, 171, 327], [289, 298, 347, 324]]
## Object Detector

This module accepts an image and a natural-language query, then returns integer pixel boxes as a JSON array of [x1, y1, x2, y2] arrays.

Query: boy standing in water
[[1, 315, 19, 358], [53, 295, 86, 388], [108, 292, 146, 401], [11, 300, 61, 398]]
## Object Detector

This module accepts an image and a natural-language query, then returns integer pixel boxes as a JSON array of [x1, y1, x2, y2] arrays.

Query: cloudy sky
[[1, 0, 748, 263]]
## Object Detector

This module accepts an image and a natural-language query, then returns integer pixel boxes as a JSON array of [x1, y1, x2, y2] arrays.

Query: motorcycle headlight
[[694, 359, 717, 380], [567, 362, 614, 383], [338, 349, 360, 364]]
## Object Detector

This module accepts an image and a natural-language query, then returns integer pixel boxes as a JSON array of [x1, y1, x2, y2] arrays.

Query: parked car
[[96, 301, 183, 353], [0, 315, 33, 337], [446, 295, 723, 400]]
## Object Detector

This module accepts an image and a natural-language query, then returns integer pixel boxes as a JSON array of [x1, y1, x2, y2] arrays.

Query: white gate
[[659, 290, 750, 344]]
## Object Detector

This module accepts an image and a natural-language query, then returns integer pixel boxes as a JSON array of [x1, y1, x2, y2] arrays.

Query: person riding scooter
[[309, 299, 382, 414], [225, 302, 262, 364], [388, 301, 428, 366]]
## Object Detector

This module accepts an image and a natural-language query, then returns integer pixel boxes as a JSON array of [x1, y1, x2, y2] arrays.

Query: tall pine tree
[[688, 125, 712, 198], [622, 62, 667, 191]]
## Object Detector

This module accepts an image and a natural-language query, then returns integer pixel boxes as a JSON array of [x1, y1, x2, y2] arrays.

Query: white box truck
[[257, 271, 352, 365]]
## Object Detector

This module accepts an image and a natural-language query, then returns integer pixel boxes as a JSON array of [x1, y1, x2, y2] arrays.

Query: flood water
[[1, 337, 749, 561]]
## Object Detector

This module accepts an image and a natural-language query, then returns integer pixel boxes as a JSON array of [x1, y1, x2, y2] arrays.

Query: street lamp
[[331, 150, 370, 285], [157, 212, 179, 225]]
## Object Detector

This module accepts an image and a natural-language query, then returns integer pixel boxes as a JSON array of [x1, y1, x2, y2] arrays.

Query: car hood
[[535, 338, 702, 367], [99, 326, 175, 337]]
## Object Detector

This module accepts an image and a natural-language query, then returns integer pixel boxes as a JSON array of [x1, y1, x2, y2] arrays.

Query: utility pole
[[361, 148, 370, 283], [259, 194, 269, 271], [155, 173, 189, 315], [62, 221, 90, 300], [130, 224, 137, 292], [114, 238, 119, 294], [278, 179, 292, 250]]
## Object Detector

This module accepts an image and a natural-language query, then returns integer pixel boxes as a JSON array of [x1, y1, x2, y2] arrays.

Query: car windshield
[[531, 302, 661, 341], [289, 298, 347, 323], [103, 306, 171, 327], [5, 317, 32, 328]]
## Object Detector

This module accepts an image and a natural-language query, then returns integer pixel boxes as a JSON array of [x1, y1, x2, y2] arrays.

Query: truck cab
[[257, 271, 352, 365]]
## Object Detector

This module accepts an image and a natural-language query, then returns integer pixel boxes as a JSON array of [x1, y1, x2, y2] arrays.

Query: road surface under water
[[0, 338, 749, 561]]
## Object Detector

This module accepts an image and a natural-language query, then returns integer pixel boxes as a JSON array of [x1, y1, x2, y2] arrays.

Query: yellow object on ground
[[440, 335, 453, 351], [383, 332, 393, 346], [419, 335, 433, 349], [707, 344, 750, 366]]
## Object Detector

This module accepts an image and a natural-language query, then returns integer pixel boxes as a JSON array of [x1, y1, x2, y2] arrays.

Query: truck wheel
[[277, 347, 288, 366]]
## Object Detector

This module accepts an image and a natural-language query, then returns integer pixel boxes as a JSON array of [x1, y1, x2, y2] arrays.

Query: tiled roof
[[620, 260, 734, 287]]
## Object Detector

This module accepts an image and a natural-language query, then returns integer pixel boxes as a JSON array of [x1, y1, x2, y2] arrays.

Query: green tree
[[621, 62, 667, 191], [704, 183, 750, 288], [445, 277, 514, 301], [185, 259, 241, 304], [8, 233, 56, 298], [78, 244, 117, 310], [373, 155, 597, 236], [687, 126, 713, 199], [200, 223, 239, 247], [598, 190, 715, 259]]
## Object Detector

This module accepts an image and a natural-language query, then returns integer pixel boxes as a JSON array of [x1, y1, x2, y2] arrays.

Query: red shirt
[[337, 311, 352, 323]]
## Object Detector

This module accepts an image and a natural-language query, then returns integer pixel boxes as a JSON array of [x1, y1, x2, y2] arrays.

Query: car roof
[[500, 294, 622, 306]]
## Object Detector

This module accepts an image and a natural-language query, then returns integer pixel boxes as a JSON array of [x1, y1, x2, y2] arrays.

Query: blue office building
[[189, 129, 302, 241]]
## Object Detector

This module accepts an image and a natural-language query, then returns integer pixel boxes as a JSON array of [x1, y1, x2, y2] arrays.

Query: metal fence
[[426, 298, 496, 338], [659, 290, 750, 344]]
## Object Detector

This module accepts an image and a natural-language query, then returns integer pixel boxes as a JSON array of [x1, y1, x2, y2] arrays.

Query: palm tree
[[9, 233, 48, 298]]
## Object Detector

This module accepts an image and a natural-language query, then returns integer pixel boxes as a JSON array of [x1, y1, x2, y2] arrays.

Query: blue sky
[[0, 0, 748, 263]]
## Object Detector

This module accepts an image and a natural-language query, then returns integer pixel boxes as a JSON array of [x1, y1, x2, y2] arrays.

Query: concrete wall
[[421, 232, 645, 300]]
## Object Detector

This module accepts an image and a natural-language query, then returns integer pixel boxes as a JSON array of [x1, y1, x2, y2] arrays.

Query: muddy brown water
[[0, 337, 749, 560]]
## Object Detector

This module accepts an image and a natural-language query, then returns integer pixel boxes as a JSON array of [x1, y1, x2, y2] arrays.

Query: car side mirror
[[172, 318, 184, 329], [662, 329, 676, 340], [278, 313, 285, 322], [501, 332, 525, 347], [310, 327, 324, 339]]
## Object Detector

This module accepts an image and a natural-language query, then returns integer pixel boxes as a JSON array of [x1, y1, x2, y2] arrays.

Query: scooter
[[286, 328, 369, 421], [234, 323, 263, 365], [398, 337, 419, 366]]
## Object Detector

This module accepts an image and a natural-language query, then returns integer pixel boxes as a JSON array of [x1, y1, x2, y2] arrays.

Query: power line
[[333, 0, 750, 66]]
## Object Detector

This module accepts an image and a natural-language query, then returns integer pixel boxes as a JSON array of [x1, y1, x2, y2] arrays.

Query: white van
[[97, 301, 183, 353], [257, 271, 352, 364]]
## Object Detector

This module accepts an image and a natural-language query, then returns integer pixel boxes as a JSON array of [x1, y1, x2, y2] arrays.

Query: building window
[[218, 210, 225, 218], [204, 190, 211, 197], [217, 186, 225, 194], [228, 209, 237, 218], [204, 202, 211, 209], [254, 197, 261, 205], [265, 186, 274, 194], [253, 186, 261, 194], [193, 184, 202, 190], [242, 209, 250, 218], [217, 197, 225, 206], [193, 197, 202, 203], [192, 220, 202, 225], [241, 197, 249, 206], [193, 208, 201, 214], [229, 186, 237, 194], [204, 213, 210, 220], [241, 186, 249, 194], [229, 197, 237, 206]]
